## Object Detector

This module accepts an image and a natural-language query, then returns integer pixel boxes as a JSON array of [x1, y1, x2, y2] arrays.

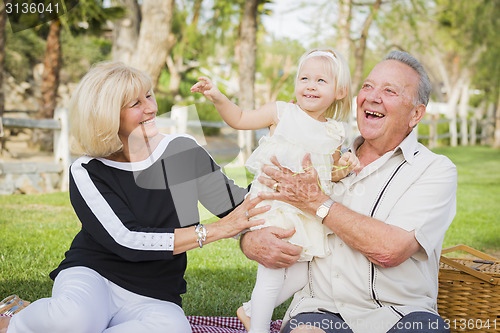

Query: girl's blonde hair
[[295, 48, 352, 121], [69, 61, 153, 157]]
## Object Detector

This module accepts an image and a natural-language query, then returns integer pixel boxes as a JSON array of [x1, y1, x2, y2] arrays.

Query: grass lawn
[[1, 146, 499, 319]]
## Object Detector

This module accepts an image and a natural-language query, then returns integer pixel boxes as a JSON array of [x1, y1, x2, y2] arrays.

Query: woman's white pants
[[7, 266, 192, 333]]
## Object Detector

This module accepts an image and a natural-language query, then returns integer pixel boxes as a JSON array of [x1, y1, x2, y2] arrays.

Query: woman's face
[[118, 90, 159, 145]]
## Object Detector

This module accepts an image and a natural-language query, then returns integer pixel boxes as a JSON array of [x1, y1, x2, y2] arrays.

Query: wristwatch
[[316, 199, 334, 220]]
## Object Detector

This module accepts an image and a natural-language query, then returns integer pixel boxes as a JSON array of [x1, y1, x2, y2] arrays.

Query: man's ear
[[410, 104, 426, 128]]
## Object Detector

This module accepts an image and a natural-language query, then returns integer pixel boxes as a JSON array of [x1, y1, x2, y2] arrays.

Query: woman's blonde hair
[[295, 48, 352, 121], [69, 61, 153, 157]]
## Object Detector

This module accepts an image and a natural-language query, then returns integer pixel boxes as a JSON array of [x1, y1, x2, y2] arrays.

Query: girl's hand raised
[[190, 76, 222, 103]]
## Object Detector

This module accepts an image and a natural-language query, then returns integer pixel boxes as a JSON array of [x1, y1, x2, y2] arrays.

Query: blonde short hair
[[296, 48, 352, 121], [69, 61, 153, 157]]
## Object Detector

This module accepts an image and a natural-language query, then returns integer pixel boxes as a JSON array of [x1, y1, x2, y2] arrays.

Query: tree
[[336, 0, 352, 67], [111, 0, 140, 64], [432, 0, 500, 147], [130, 0, 174, 85], [0, 0, 7, 141], [38, 0, 124, 120], [0, 1, 7, 120], [165, 0, 204, 98], [237, 0, 260, 161], [351, 0, 382, 92], [38, 19, 62, 119]]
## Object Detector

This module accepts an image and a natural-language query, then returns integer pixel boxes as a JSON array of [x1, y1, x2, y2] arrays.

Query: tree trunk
[[237, 0, 259, 163], [39, 19, 62, 119], [111, 0, 140, 64], [470, 101, 485, 145], [0, 1, 7, 141], [446, 67, 468, 147], [336, 0, 352, 62], [494, 87, 500, 148], [131, 0, 174, 85], [352, 0, 382, 92], [484, 102, 495, 145], [458, 76, 470, 146]]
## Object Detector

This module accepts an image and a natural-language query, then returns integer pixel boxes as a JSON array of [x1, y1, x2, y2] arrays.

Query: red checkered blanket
[[1, 314, 282, 332], [188, 316, 282, 333]]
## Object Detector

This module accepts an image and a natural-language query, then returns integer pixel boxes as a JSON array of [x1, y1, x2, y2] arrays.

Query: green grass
[[433, 146, 500, 253], [1, 146, 499, 318]]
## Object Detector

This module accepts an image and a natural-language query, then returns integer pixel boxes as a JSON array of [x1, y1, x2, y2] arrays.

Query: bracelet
[[195, 224, 208, 248]]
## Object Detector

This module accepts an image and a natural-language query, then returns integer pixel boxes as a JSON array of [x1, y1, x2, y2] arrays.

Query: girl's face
[[294, 57, 337, 120], [118, 90, 159, 144]]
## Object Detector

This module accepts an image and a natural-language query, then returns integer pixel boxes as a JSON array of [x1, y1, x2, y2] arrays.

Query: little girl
[[191, 48, 359, 333]]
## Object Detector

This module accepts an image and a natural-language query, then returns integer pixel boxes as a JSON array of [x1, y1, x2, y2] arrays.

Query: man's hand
[[258, 154, 330, 215], [240, 227, 302, 269]]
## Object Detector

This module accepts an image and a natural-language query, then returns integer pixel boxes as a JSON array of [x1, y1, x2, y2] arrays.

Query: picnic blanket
[[0, 314, 282, 332], [188, 316, 282, 333]]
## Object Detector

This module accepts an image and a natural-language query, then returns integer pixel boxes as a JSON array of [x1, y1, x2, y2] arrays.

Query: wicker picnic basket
[[438, 245, 500, 332]]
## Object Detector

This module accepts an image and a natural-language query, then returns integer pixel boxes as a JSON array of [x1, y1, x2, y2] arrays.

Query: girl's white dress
[[245, 101, 345, 261]]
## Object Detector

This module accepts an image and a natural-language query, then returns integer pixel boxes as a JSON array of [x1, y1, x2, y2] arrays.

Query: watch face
[[317, 206, 328, 218]]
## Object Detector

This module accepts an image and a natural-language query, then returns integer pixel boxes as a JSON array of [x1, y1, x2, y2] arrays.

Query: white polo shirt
[[283, 131, 457, 333]]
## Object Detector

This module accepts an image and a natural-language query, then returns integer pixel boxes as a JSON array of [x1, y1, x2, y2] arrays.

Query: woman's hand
[[174, 196, 268, 255], [258, 154, 329, 215], [212, 196, 269, 240]]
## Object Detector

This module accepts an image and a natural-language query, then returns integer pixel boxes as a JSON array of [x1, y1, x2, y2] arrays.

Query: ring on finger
[[245, 210, 250, 219], [273, 182, 280, 192]]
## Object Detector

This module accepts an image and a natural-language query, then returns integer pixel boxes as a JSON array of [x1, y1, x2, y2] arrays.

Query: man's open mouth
[[365, 110, 384, 119]]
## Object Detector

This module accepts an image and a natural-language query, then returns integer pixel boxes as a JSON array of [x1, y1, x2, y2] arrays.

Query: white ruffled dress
[[245, 101, 345, 261]]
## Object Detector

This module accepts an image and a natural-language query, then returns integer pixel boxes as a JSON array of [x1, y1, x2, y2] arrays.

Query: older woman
[[1, 62, 268, 333]]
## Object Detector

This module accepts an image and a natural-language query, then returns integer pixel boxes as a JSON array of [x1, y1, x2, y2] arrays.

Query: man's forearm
[[322, 202, 420, 268]]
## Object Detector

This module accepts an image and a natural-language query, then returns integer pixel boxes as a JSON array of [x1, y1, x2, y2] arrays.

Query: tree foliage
[[436, 0, 500, 101]]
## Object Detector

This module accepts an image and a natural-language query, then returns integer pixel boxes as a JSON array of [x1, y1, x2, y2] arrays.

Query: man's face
[[356, 60, 424, 151]]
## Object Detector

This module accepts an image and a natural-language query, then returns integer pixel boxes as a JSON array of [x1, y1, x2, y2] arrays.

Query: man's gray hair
[[384, 50, 431, 106]]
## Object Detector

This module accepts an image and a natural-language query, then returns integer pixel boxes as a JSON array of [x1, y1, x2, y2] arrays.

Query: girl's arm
[[191, 76, 277, 130]]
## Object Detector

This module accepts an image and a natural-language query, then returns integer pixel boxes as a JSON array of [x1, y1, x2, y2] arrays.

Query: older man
[[241, 51, 456, 333]]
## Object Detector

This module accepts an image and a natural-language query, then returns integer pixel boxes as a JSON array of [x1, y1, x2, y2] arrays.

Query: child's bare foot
[[237, 306, 251, 332], [0, 316, 11, 333]]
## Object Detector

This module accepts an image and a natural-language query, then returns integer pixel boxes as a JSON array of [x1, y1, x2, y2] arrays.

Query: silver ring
[[273, 182, 279, 192], [245, 210, 250, 218]]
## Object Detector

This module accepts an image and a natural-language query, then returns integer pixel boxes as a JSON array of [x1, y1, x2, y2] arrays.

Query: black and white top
[[50, 134, 248, 306]]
